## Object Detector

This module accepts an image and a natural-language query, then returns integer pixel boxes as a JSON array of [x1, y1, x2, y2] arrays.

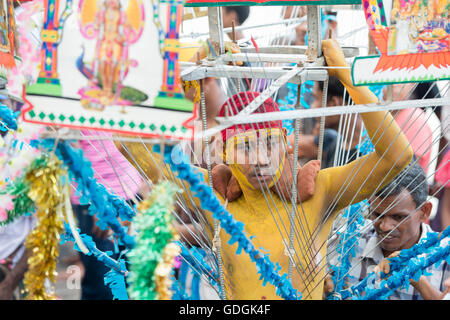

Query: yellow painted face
[[223, 128, 286, 190]]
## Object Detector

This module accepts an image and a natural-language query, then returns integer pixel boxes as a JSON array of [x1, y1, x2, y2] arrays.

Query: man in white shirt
[[0, 118, 37, 300], [0, 215, 36, 299], [326, 162, 449, 300]]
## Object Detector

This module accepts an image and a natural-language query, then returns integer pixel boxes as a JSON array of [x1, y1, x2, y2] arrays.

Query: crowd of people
[[0, 5, 448, 301]]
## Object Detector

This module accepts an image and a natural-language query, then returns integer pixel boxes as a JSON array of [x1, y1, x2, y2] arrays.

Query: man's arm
[[410, 276, 449, 300], [115, 140, 211, 210], [376, 252, 449, 300], [320, 39, 414, 214], [0, 249, 29, 300]]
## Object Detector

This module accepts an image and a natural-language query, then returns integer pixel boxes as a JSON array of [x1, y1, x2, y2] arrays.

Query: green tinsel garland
[[0, 172, 36, 227], [127, 181, 180, 300]]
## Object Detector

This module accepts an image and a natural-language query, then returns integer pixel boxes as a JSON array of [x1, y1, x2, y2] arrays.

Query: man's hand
[[271, 155, 320, 203], [410, 275, 449, 300], [373, 251, 400, 276], [211, 157, 320, 203], [322, 39, 351, 85], [323, 274, 335, 297], [212, 164, 242, 202]]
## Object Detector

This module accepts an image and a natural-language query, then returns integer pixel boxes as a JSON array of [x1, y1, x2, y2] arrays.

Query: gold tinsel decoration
[[22, 155, 66, 300], [154, 241, 181, 300]]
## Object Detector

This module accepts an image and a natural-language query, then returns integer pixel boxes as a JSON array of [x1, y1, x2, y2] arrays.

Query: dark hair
[[224, 6, 250, 25], [375, 162, 428, 208], [318, 75, 353, 105], [411, 81, 441, 100]]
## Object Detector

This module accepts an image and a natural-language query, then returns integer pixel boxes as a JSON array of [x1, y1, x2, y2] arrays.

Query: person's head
[[311, 76, 350, 129], [369, 162, 432, 256], [222, 6, 250, 27], [324, 10, 338, 39], [219, 91, 287, 190], [411, 81, 441, 100]]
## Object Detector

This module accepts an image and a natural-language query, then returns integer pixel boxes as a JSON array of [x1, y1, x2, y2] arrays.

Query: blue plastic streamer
[[385, 227, 449, 275], [177, 242, 219, 299], [0, 103, 18, 131], [328, 201, 366, 300], [327, 85, 382, 299], [361, 236, 450, 300], [104, 259, 129, 300], [179, 243, 219, 287], [156, 144, 301, 300], [171, 275, 190, 300], [37, 139, 136, 249], [61, 223, 129, 300], [348, 227, 450, 299]]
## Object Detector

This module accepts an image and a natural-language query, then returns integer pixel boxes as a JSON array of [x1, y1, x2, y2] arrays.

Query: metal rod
[[288, 84, 303, 279], [317, 77, 329, 163], [181, 63, 329, 83], [180, 16, 308, 39], [200, 79, 227, 300], [207, 7, 224, 55], [217, 97, 449, 127], [306, 6, 322, 60], [197, 97, 449, 140]]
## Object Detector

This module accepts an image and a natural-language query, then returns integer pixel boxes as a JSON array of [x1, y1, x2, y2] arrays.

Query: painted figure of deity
[[0, 0, 18, 69], [78, 0, 146, 109]]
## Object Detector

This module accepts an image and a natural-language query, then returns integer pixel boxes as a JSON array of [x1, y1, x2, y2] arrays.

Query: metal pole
[[306, 6, 322, 61], [317, 77, 329, 163], [288, 84, 302, 279], [200, 79, 227, 300], [208, 7, 224, 55]]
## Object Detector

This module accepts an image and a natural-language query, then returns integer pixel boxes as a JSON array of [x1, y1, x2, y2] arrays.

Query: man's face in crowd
[[369, 188, 431, 256], [226, 129, 286, 189]]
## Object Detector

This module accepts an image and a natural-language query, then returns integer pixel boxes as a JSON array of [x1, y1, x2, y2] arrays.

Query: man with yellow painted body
[[119, 40, 414, 299]]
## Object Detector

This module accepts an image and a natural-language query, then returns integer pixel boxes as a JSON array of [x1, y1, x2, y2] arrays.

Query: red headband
[[218, 91, 282, 142]]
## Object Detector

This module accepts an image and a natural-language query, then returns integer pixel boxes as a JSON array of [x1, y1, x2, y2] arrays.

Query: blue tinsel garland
[[349, 226, 450, 299], [0, 103, 18, 131], [328, 201, 366, 300], [36, 139, 136, 249], [327, 138, 373, 300], [385, 228, 449, 276], [176, 242, 219, 299], [156, 144, 301, 300], [171, 275, 191, 300], [327, 85, 382, 300], [61, 223, 129, 300], [361, 231, 450, 300]]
